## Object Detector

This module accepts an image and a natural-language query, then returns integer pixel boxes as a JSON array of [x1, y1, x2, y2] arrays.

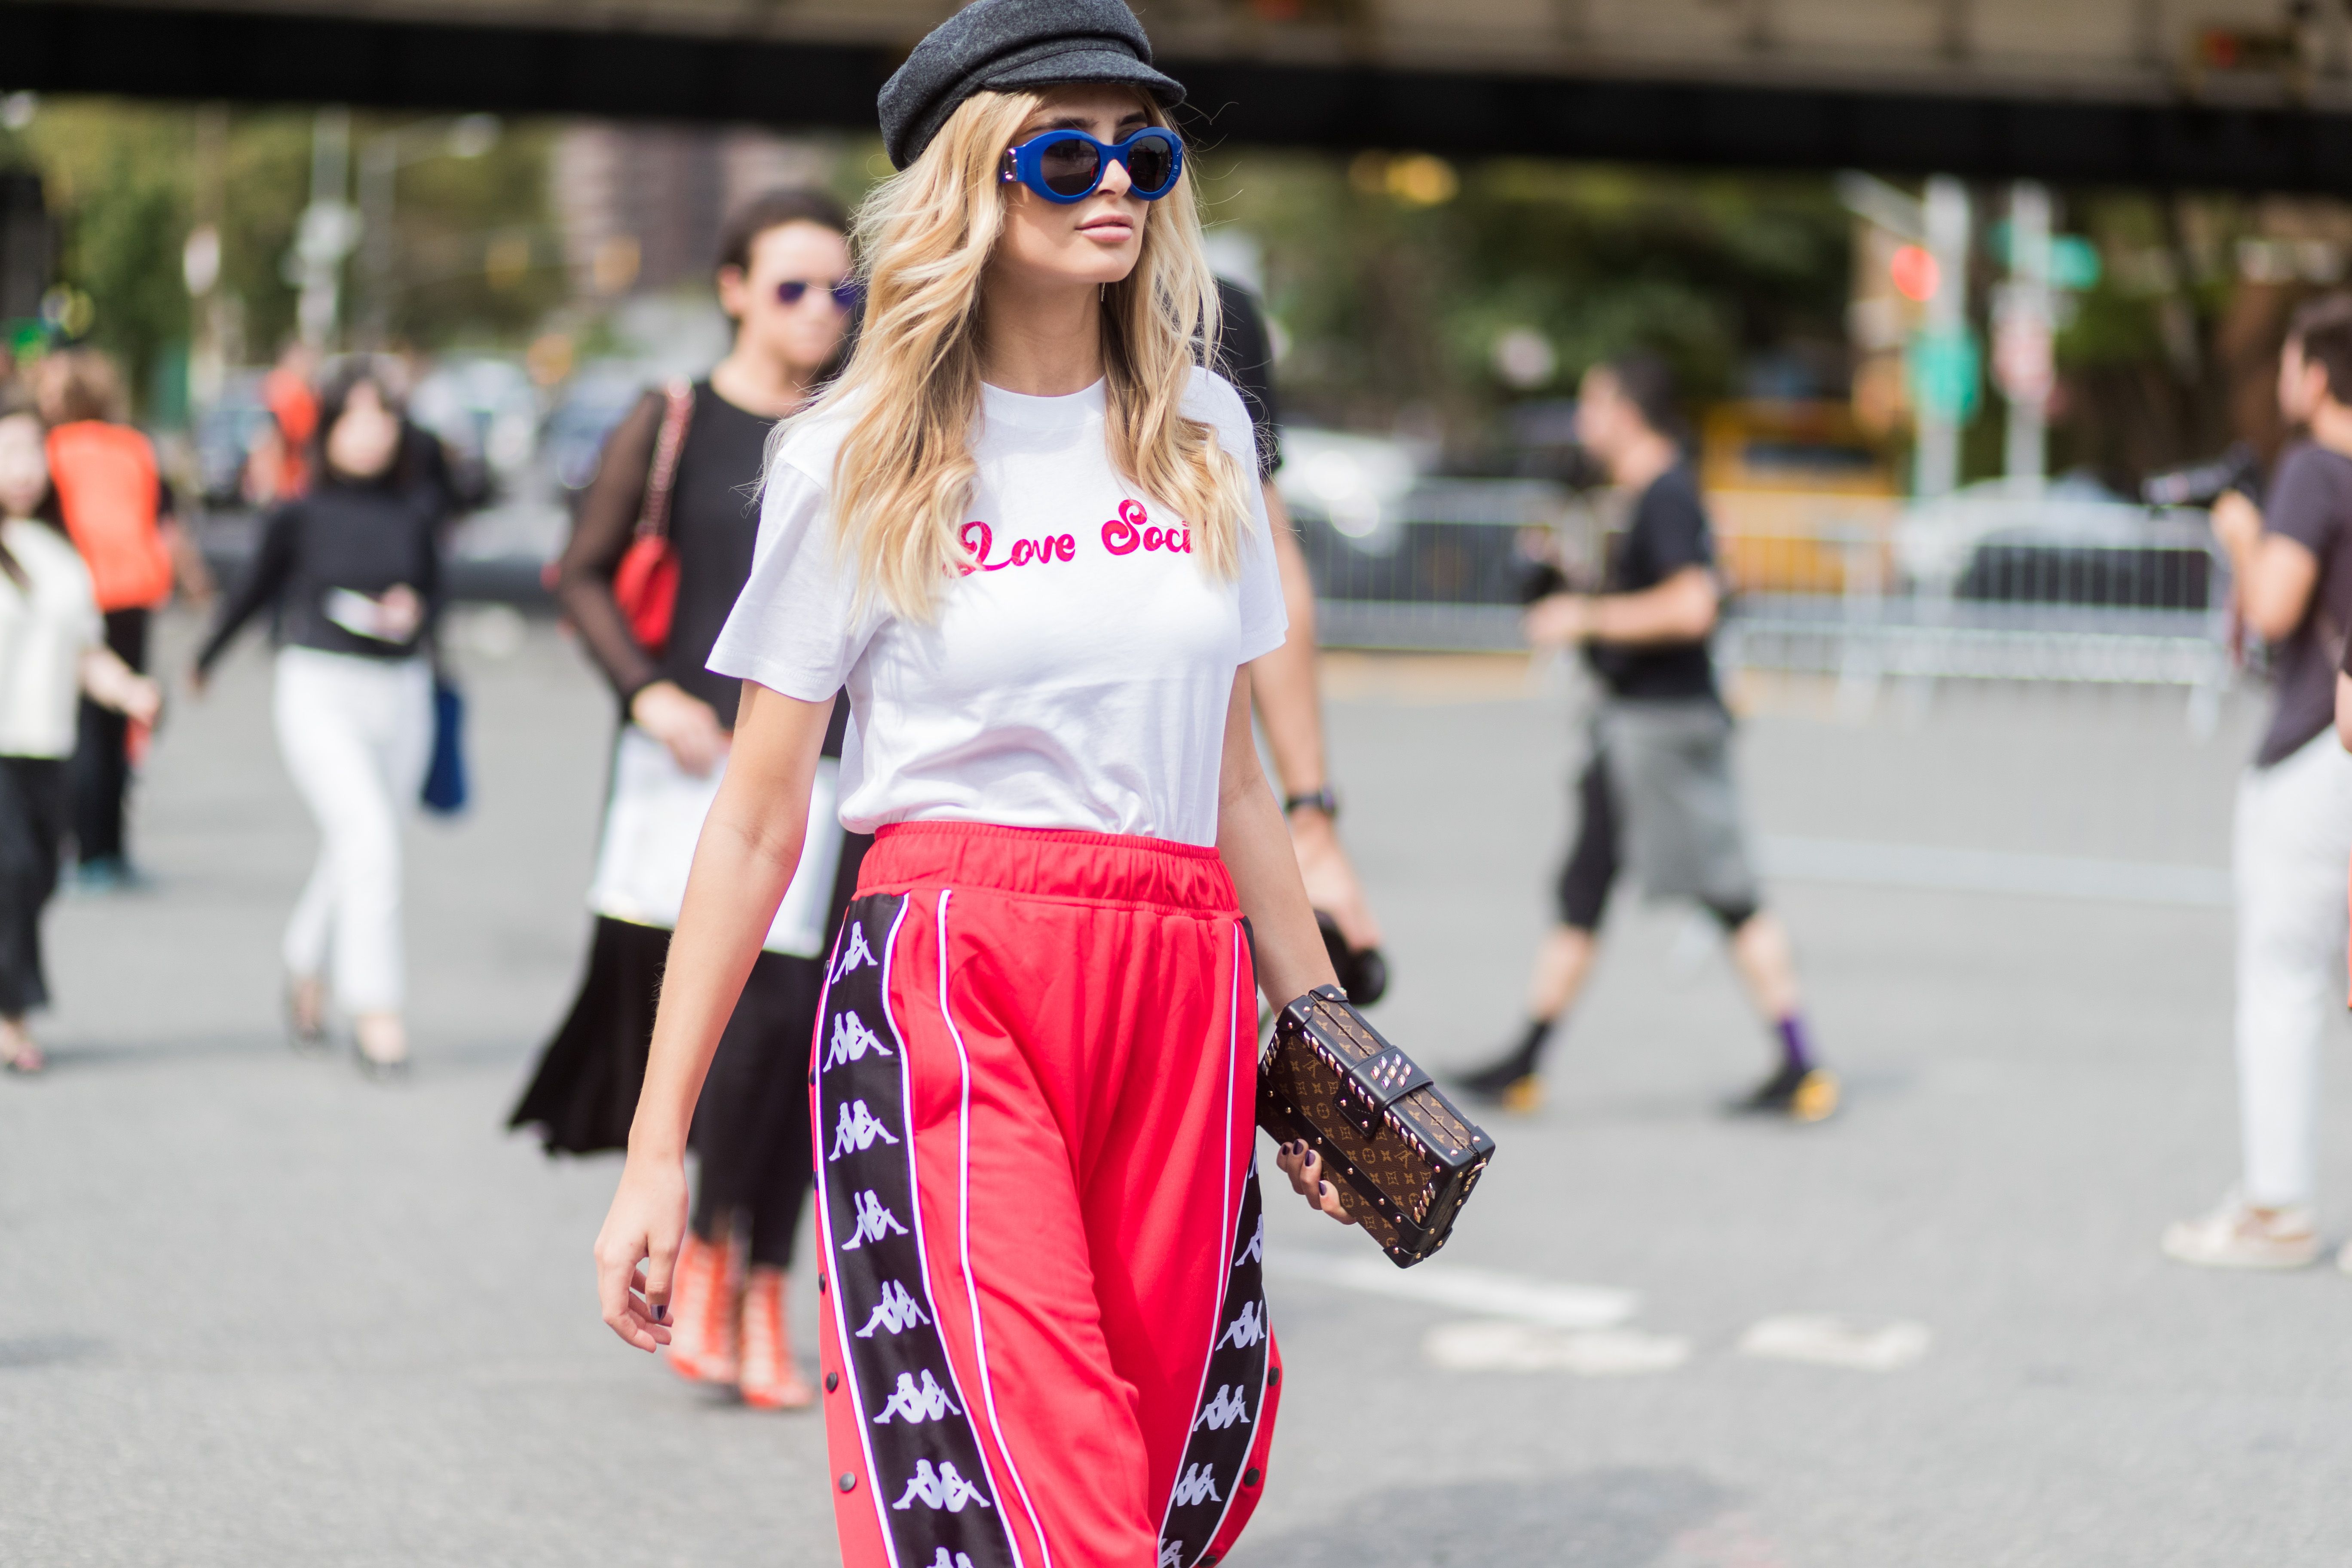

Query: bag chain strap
[[634, 378, 695, 542]]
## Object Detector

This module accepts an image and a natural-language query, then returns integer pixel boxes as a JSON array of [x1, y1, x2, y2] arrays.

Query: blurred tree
[[3, 100, 191, 413], [0, 97, 564, 417], [365, 116, 567, 348], [1194, 151, 1853, 450]]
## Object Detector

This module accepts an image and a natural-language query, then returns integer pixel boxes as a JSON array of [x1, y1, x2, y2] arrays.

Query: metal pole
[[1915, 176, 1970, 499], [358, 133, 395, 349], [294, 106, 352, 349], [2001, 181, 2053, 494]]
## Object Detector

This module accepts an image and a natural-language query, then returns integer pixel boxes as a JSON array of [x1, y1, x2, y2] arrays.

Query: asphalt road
[[4, 611, 2345, 1568]]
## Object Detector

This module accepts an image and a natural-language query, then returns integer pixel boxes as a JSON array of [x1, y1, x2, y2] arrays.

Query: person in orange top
[[34, 349, 178, 888], [253, 341, 319, 504]]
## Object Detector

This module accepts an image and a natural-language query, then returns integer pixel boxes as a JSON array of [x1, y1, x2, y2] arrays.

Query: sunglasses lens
[[1126, 138, 1174, 194], [1039, 138, 1102, 198], [776, 281, 809, 304], [832, 283, 863, 311]]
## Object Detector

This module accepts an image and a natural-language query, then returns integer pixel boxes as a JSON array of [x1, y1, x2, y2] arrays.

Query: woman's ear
[[715, 264, 750, 320]]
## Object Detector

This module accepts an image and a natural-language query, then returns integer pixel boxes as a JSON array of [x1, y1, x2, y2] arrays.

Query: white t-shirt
[[708, 368, 1286, 847], [0, 518, 103, 760]]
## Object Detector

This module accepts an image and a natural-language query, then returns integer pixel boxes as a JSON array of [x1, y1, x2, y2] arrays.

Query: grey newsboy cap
[[878, 0, 1186, 171]]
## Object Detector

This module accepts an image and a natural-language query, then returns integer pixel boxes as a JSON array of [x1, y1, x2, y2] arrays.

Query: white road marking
[[1737, 1314, 1931, 1371], [1758, 835, 2229, 908], [1266, 1250, 1638, 1329], [1422, 1320, 1691, 1375]]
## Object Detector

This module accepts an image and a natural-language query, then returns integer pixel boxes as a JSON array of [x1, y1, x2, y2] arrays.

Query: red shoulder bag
[[611, 379, 695, 653]]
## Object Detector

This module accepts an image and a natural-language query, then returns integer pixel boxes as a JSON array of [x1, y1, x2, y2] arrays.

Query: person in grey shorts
[[1458, 351, 1837, 1122]]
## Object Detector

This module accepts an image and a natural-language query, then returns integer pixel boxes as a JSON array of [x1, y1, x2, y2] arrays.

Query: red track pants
[[811, 823, 1280, 1568]]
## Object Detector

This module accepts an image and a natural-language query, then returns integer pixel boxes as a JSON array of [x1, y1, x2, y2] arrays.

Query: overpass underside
[[6, 0, 2351, 189]]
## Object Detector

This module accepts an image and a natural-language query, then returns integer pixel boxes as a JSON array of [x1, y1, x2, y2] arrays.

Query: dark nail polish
[[838, 1472, 857, 1493], [825, 1372, 839, 1393], [1244, 1467, 1261, 1488], [652, 1304, 668, 1323]]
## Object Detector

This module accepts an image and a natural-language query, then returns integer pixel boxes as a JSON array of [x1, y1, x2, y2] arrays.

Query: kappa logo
[[839, 1188, 910, 1251], [1232, 1214, 1264, 1268], [872, 1368, 962, 1425], [1215, 1298, 1266, 1351], [1158, 1542, 1183, 1568], [825, 1008, 893, 1072], [928, 1553, 978, 1568], [855, 1279, 932, 1338], [828, 1099, 901, 1161], [1193, 1384, 1251, 1431], [1170, 1463, 1223, 1508], [891, 1458, 994, 1513], [831, 923, 878, 983]]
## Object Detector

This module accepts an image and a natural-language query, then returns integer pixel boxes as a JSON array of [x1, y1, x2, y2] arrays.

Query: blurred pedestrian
[[192, 364, 446, 1079], [0, 392, 162, 1073], [1213, 278, 1386, 987], [592, 14, 1354, 1565], [249, 340, 319, 505], [34, 349, 177, 890], [1458, 352, 1837, 1122], [2166, 295, 2352, 1270], [512, 188, 863, 1410]]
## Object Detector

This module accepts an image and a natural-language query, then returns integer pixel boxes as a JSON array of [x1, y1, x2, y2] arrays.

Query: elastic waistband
[[859, 821, 1237, 914]]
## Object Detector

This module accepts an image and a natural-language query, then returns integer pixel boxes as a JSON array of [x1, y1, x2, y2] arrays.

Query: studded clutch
[[1257, 985, 1496, 1268]]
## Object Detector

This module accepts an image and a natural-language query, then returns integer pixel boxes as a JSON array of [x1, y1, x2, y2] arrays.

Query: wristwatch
[[1283, 787, 1340, 819]]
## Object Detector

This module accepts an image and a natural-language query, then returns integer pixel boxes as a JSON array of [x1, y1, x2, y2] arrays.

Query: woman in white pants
[[196, 366, 447, 1077]]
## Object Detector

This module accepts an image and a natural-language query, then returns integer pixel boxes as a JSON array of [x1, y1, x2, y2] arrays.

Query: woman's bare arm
[[593, 680, 834, 1349], [1216, 666, 1354, 1226]]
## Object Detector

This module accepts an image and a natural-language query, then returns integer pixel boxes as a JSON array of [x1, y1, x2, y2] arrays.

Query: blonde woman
[[593, 2, 1354, 1564]]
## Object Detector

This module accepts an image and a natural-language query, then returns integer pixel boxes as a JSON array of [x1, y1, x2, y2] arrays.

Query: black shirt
[[658, 385, 778, 727], [1585, 462, 1718, 701], [197, 479, 444, 672], [2263, 441, 2352, 766], [557, 380, 849, 753], [1210, 278, 1280, 480]]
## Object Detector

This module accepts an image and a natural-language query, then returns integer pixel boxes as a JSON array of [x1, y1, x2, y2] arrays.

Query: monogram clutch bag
[[1257, 985, 1496, 1268]]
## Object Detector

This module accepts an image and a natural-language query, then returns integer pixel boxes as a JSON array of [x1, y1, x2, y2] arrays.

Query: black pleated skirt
[[509, 831, 870, 1155]]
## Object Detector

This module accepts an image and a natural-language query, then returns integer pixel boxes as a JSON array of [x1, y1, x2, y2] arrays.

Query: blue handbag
[[421, 677, 468, 815]]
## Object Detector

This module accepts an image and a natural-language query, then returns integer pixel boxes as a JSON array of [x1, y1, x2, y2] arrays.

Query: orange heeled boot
[[737, 1266, 815, 1410], [664, 1230, 742, 1386]]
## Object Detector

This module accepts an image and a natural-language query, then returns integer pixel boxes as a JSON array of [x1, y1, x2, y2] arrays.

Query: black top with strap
[[556, 380, 848, 751]]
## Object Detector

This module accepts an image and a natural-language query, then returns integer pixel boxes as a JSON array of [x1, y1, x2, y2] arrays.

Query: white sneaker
[[2162, 1193, 2319, 1269]]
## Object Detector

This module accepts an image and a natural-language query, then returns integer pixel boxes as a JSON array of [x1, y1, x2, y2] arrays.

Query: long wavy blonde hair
[[782, 87, 1253, 620]]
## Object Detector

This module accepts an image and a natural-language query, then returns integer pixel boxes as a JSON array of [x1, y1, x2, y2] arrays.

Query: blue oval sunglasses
[[1000, 128, 1185, 204]]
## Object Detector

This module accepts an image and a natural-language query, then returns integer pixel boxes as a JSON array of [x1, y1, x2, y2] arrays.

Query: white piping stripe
[[936, 890, 1052, 1568], [814, 899, 912, 1568], [1156, 920, 1247, 1558], [882, 891, 1022, 1568]]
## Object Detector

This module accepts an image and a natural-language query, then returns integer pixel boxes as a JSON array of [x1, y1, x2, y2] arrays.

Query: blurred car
[[1897, 480, 2216, 613], [1699, 400, 1902, 598], [541, 360, 655, 509], [409, 355, 541, 512], [191, 369, 275, 507], [1277, 427, 1561, 606]]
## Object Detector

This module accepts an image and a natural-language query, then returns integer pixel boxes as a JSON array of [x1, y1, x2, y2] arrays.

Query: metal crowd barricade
[[1296, 477, 2234, 734]]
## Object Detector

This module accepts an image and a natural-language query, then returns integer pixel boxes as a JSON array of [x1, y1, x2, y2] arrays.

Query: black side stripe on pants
[[816, 893, 1023, 1568], [1157, 1163, 1271, 1568]]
